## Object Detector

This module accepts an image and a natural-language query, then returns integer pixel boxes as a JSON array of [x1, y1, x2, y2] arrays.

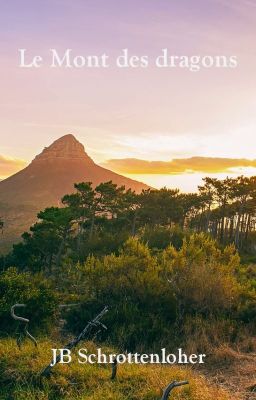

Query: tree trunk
[[56, 229, 67, 268], [89, 213, 95, 240]]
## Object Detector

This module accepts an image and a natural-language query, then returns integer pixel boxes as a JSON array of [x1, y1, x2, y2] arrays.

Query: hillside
[[0, 134, 149, 252]]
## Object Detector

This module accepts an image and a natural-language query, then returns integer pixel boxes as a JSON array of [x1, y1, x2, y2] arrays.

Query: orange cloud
[[103, 157, 256, 175], [0, 155, 27, 179]]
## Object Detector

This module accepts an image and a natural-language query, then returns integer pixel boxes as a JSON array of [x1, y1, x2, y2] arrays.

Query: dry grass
[[200, 345, 256, 400], [0, 338, 236, 400]]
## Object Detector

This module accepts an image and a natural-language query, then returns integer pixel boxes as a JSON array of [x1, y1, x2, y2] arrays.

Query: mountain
[[0, 134, 149, 252]]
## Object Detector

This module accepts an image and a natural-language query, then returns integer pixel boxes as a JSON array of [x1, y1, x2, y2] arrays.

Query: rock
[[33, 134, 94, 164]]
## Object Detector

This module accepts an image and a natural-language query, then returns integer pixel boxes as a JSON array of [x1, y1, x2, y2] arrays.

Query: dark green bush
[[139, 225, 185, 250], [65, 238, 177, 350], [0, 267, 58, 335]]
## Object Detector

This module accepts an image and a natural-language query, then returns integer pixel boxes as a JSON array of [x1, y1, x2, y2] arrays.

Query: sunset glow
[[0, 0, 256, 191]]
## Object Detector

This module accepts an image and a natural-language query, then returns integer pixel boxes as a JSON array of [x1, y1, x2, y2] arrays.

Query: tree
[[230, 176, 256, 247], [0, 217, 3, 234], [6, 175, 256, 274], [62, 182, 95, 253], [138, 188, 183, 227], [179, 193, 202, 229], [10, 207, 76, 272]]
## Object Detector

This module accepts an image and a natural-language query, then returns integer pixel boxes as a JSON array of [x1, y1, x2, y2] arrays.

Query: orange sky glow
[[0, 1, 256, 191]]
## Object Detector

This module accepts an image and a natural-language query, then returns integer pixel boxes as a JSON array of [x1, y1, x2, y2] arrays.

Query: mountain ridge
[[0, 134, 149, 251], [32, 134, 95, 163]]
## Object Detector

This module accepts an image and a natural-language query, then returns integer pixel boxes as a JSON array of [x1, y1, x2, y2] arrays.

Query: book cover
[[0, 1, 255, 399]]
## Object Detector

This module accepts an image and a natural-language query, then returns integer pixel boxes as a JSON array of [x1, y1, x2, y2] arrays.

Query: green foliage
[[0, 267, 58, 334], [72, 230, 130, 260], [5, 176, 256, 273], [1, 178, 256, 351], [9, 207, 76, 272], [0, 178, 255, 399], [63, 234, 251, 350], [139, 225, 185, 250], [162, 233, 242, 317], [138, 188, 183, 226], [235, 264, 256, 326], [65, 238, 177, 350]]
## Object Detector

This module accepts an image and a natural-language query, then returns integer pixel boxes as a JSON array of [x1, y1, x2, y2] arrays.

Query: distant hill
[[0, 134, 149, 252]]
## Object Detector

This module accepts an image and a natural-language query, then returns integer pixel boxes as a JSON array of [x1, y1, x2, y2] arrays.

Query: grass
[[0, 338, 235, 400]]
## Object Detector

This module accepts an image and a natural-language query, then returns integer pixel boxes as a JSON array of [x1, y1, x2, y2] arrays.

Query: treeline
[[195, 176, 256, 248], [2, 175, 256, 271], [0, 177, 256, 351]]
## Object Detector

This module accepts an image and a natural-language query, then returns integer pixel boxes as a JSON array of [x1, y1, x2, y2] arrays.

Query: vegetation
[[0, 268, 57, 335], [3, 176, 256, 273], [0, 176, 256, 398], [0, 339, 234, 400], [0, 217, 3, 234]]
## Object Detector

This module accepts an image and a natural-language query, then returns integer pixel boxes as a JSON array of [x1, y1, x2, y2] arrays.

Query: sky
[[0, 0, 256, 191]]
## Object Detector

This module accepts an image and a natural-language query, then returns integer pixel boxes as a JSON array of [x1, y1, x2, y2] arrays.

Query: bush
[[66, 238, 177, 350], [161, 233, 242, 317], [139, 225, 185, 250], [0, 267, 58, 335], [64, 234, 252, 350]]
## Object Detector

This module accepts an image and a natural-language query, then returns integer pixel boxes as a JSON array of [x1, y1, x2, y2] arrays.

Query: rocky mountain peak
[[32, 134, 94, 164]]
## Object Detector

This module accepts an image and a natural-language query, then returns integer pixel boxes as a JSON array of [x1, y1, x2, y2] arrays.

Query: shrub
[[66, 238, 177, 350], [139, 225, 185, 250], [161, 233, 242, 317], [0, 267, 58, 335]]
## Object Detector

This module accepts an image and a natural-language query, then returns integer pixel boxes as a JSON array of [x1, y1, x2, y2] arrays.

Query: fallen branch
[[161, 380, 189, 399], [41, 306, 108, 377], [10, 304, 38, 349]]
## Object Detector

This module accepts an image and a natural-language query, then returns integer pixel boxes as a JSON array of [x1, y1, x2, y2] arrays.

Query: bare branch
[[10, 304, 38, 348], [41, 306, 108, 377], [161, 380, 189, 400]]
